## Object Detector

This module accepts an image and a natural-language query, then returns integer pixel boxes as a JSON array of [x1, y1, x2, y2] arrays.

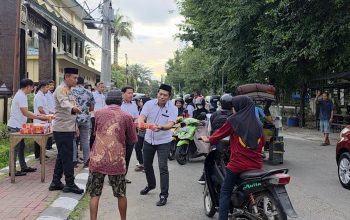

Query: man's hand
[[36, 114, 49, 121], [151, 125, 161, 132], [201, 136, 210, 143], [72, 107, 82, 114]]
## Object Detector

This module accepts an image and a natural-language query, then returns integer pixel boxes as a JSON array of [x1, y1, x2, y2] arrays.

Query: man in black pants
[[120, 86, 139, 183], [48, 68, 83, 194], [138, 84, 178, 206]]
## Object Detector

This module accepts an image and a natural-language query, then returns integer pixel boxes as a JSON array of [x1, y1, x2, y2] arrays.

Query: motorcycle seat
[[240, 169, 267, 179]]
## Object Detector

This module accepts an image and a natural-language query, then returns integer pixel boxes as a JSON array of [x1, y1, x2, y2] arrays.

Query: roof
[[60, 0, 97, 29]]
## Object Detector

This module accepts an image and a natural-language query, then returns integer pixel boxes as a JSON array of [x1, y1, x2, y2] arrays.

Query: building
[[0, 0, 100, 123]]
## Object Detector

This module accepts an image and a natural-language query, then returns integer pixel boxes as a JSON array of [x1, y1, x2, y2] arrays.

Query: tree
[[84, 44, 95, 67], [127, 64, 152, 91], [165, 47, 215, 95], [111, 64, 127, 88], [113, 10, 133, 66]]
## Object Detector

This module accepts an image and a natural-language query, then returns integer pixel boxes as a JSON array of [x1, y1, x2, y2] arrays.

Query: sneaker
[[126, 178, 132, 184], [49, 182, 65, 191], [197, 175, 205, 185], [21, 167, 37, 172], [63, 184, 84, 194], [156, 196, 167, 206], [320, 142, 329, 146], [135, 165, 144, 172]]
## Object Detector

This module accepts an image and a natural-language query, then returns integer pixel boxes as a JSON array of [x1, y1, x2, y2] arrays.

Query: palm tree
[[113, 10, 133, 66], [84, 44, 95, 66]]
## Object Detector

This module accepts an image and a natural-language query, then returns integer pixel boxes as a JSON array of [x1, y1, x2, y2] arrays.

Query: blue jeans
[[219, 168, 240, 220]]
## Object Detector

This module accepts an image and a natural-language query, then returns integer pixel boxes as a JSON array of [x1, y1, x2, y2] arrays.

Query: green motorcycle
[[175, 118, 206, 165]]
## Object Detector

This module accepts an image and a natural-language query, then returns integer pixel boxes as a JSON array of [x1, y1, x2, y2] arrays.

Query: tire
[[249, 191, 287, 220], [175, 146, 187, 165], [168, 141, 176, 161], [203, 183, 216, 217], [338, 152, 350, 189]]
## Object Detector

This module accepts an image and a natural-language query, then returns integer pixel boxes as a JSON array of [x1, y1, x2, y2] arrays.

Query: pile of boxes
[[20, 123, 52, 134]]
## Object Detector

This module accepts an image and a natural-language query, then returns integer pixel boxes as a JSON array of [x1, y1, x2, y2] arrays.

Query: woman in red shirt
[[201, 95, 265, 220]]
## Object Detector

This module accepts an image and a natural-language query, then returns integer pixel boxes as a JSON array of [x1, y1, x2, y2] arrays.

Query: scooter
[[175, 118, 206, 165], [168, 117, 184, 161], [203, 140, 297, 220]]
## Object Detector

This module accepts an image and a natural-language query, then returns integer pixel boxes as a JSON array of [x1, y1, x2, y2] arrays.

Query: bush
[[0, 123, 9, 139]]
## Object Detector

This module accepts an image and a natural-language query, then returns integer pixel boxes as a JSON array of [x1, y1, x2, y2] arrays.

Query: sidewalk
[[0, 147, 84, 220], [281, 126, 340, 145]]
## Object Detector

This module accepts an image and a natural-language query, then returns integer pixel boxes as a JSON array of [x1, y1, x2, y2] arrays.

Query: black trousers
[[89, 117, 95, 149], [34, 137, 52, 158], [52, 132, 75, 186], [125, 143, 134, 174], [143, 141, 170, 198], [135, 135, 144, 165]]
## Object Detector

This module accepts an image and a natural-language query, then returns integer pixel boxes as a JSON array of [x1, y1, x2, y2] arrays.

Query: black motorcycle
[[203, 141, 297, 220]]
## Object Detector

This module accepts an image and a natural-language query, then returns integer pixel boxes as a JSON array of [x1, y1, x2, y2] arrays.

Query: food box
[[20, 123, 51, 134], [134, 122, 157, 130]]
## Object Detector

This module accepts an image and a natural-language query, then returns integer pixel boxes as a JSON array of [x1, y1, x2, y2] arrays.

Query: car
[[336, 125, 350, 189]]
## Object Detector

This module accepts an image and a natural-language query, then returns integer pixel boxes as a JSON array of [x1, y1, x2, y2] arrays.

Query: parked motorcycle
[[203, 140, 297, 219], [175, 118, 206, 165]]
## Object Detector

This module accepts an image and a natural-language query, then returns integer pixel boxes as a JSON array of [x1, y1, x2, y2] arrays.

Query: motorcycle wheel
[[249, 192, 287, 220], [168, 141, 176, 161], [175, 146, 187, 165], [203, 183, 216, 217]]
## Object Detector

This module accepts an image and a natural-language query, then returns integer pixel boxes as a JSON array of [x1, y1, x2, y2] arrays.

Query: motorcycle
[[175, 118, 206, 165], [168, 117, 184, 161], [203, 140, 297, 220]]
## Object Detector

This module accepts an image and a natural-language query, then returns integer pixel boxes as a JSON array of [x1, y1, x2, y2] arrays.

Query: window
[[74, 38, 79, 57], [61, 30, 67, 52], [79, 41, 83, 58], [67, 34, 72, 54]]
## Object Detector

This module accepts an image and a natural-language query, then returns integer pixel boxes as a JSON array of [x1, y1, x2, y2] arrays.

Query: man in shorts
[[315, 91, 334, 146], [86, 90, 138, 220]]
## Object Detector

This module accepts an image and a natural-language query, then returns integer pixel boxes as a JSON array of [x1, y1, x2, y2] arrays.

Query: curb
[[36, 167, 89, 220]]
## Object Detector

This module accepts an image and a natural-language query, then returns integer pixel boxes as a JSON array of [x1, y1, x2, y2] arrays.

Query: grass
[[68, 194, 90, 220], [0, 138, 35, 169]]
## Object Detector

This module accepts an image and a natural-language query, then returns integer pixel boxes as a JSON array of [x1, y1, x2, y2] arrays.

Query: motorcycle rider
[[193, 97, 208, 120], [201, 95, 265, 220], [198, 94, 233, 184], [175, 97, 185, 117], [184, 94, 195, 117]]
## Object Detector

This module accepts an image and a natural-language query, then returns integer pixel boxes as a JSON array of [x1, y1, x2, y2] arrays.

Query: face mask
[[197, 105, 203, 109]]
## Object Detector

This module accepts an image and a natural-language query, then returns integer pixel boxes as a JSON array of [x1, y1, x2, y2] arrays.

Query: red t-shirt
[[209, 121, 265, 173]]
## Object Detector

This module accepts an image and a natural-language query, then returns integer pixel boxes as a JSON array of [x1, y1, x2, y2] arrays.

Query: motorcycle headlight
[[340, 127, 350, 139]]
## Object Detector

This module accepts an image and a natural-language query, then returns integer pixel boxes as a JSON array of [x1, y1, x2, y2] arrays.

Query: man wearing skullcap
[[49, 68, 84, 194], [138, 84, 178, 206], [86, 90, 138, 220]]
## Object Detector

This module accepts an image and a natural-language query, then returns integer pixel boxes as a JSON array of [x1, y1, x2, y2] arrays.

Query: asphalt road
[[82, 133, 350, 220]]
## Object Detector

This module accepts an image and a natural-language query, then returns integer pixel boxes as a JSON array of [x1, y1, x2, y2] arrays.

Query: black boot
[[63, 184, 84, 194]]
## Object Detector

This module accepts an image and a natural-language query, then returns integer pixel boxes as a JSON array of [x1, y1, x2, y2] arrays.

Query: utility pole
[[101, 0, 113, 90], [125, 53, 128, 85]]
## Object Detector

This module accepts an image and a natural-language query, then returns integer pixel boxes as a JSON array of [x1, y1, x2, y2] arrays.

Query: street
[[82, 133, 350, 220]]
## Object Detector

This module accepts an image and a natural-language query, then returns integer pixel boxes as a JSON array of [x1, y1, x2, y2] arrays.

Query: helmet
[[194, 97, 205, 106], [184, 94, 194, 104], [220, 94, 233, 110], [175, 97, 184, 105]]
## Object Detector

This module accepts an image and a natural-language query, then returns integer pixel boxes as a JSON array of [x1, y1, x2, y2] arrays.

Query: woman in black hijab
[[201, 95, 265, 220]]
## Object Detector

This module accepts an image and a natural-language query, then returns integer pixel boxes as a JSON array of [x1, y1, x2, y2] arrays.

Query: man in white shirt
[[33, 80, 51, 159], [121, 86, 139, 183], [46, 80, 55, 114], [7, 79, 47, 176], [90, 82, 105, 148]]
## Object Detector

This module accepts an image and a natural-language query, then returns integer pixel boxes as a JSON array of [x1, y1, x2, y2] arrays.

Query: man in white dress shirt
[[90, 82, 105, 148]]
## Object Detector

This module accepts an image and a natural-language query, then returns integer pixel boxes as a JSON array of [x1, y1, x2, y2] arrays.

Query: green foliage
[[0, 123, 9, 139], [0, 139, 10, 169], [176, 0, 350, 94], [165, 47, 216, 95], [85, 44, 95, 67], [111, 65, 127, 87]]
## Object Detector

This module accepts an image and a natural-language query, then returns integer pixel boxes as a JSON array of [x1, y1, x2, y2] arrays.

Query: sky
[[79, 0, 184, 80]]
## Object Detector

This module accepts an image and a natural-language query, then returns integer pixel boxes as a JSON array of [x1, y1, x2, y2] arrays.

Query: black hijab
[[227, 96, 263, 149]]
